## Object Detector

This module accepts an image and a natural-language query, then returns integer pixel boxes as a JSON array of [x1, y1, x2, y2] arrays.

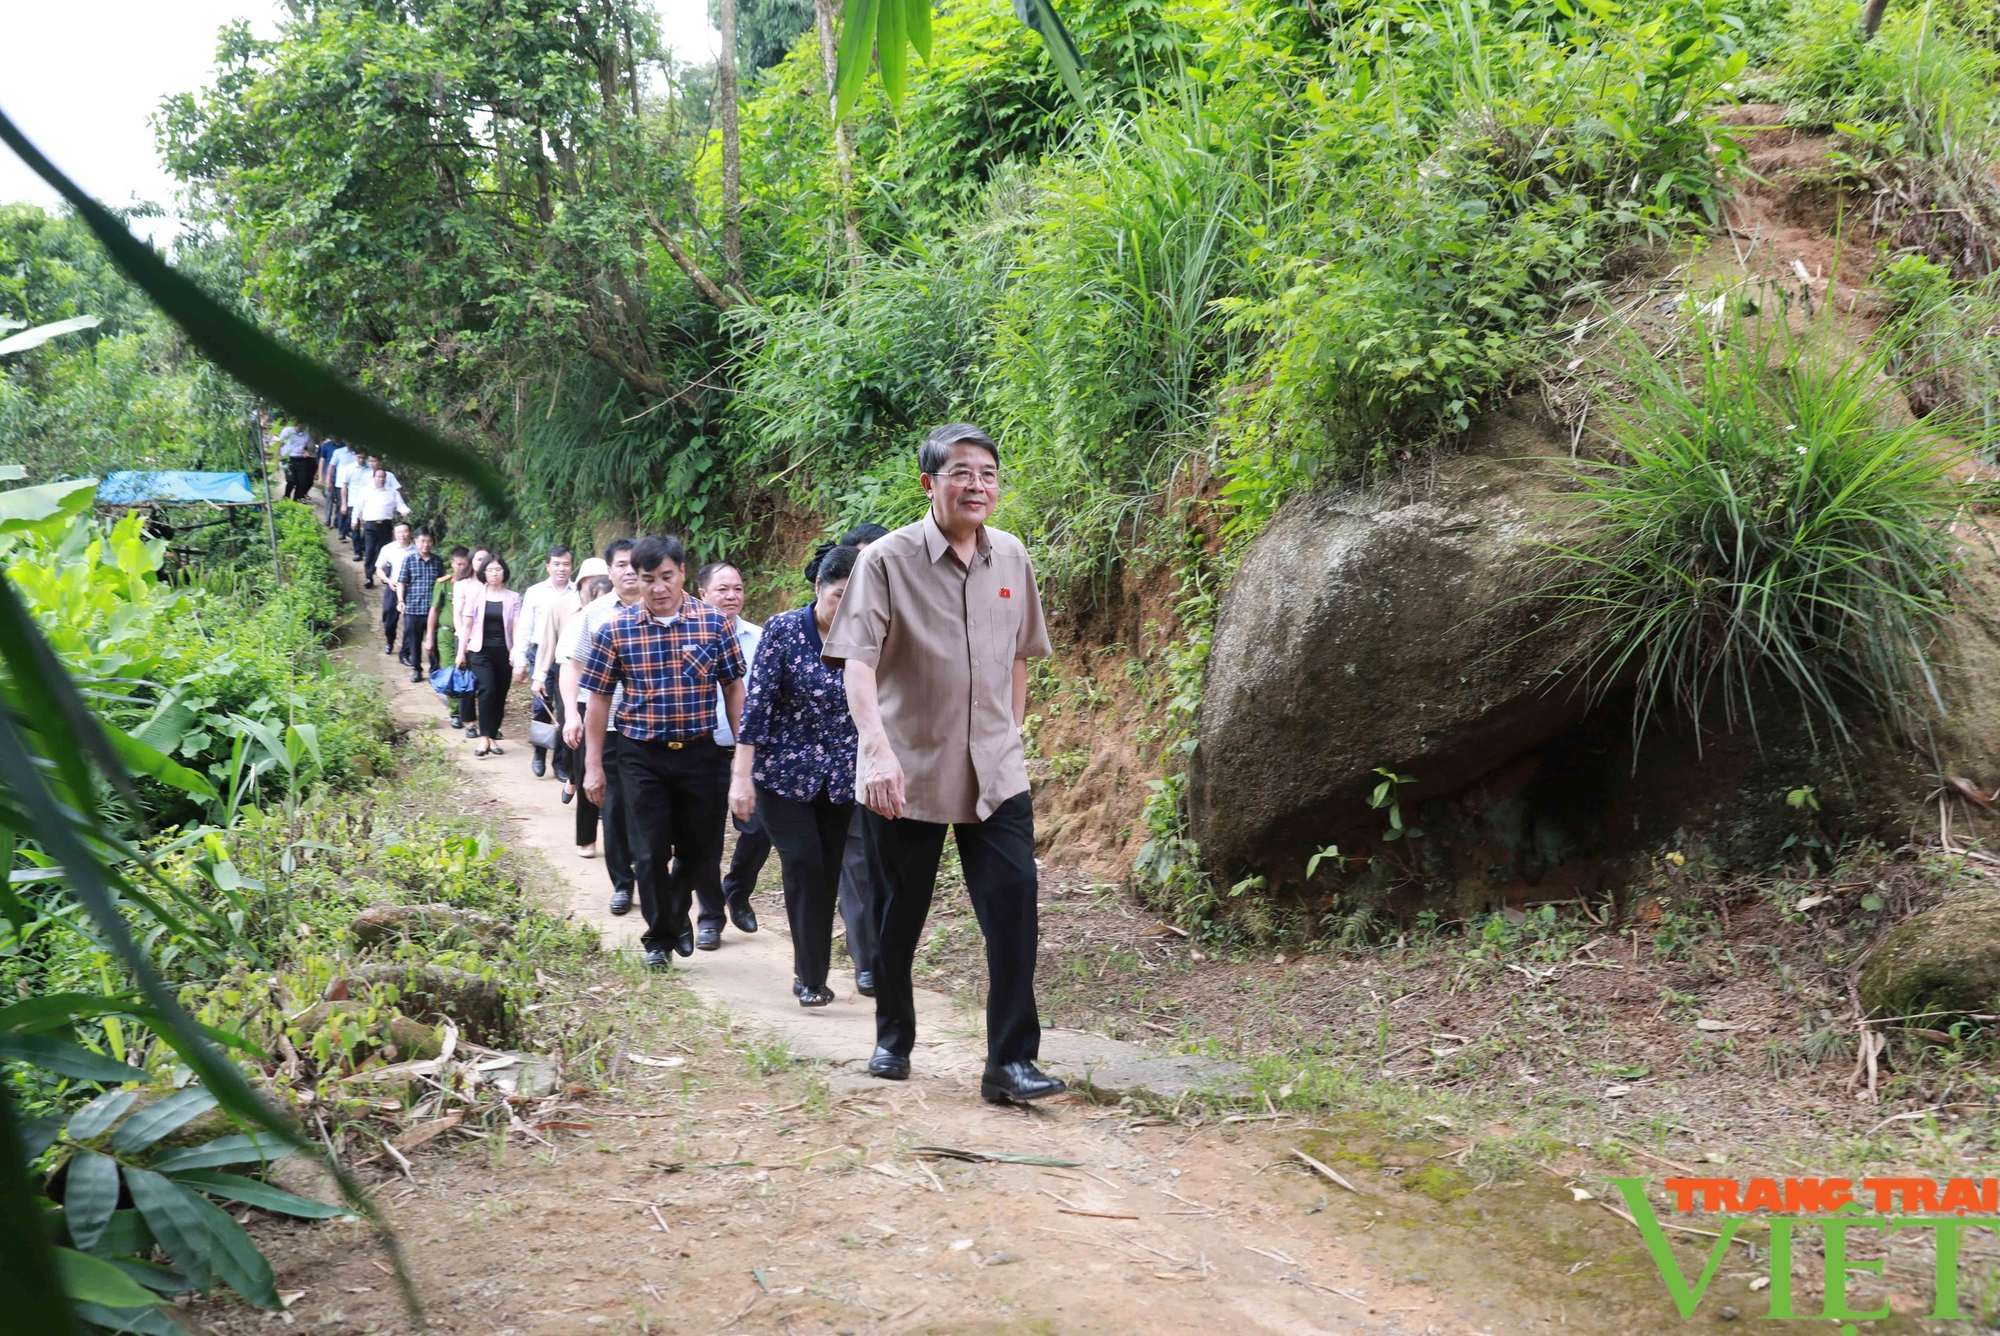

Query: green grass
[[1534, 296, 1980, 753]]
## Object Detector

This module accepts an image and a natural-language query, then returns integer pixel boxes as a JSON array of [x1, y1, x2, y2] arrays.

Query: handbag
[[528, 719, 559, 751], [429, 665, 475, 696]]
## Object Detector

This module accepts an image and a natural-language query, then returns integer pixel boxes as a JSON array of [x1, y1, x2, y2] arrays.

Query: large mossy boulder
[[1861, 888, 2000, 1019], [1189, 409, 1586, 885]]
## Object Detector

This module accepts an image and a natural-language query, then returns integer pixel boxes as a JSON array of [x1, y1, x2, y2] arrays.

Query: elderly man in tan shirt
[[821, 423, 1065, 1104]]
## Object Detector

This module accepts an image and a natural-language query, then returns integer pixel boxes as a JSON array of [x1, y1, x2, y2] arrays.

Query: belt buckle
[[667, 740, 684, 750]]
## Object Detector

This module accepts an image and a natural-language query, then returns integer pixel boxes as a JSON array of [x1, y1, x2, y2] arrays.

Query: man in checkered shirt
[[578, 534, 748, 969], [392, 530, 446, 681]]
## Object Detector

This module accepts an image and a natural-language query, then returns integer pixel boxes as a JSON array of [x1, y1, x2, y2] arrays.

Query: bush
[[1533, 300, 1981, 752]]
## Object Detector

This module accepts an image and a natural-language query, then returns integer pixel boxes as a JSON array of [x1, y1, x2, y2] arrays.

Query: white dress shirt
[[374, 539, 411, 586], [351, 476, 410, 522], [711, 617, 761, 746], [516, 577, 572, 669]]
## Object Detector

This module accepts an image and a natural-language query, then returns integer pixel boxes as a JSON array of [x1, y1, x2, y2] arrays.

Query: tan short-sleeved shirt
[[822, 512, 1053, 825]]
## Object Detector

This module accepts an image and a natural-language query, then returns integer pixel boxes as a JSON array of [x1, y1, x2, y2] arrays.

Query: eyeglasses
[[937, 467, 1000, 488]]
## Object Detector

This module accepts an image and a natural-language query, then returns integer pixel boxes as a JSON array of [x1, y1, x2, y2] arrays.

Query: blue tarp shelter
[[95, 471, 258, 506]]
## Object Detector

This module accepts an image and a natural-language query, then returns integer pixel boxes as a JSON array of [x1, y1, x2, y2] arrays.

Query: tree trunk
[[812, 0, 864, 269], [719, 0, 743, 285], [1859, 0, 1890, 39]]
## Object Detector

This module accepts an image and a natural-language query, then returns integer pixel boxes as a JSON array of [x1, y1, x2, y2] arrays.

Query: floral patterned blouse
[[736, 604, 857, 805]]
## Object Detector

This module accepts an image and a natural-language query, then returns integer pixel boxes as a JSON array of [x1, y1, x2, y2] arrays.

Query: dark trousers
[[284, 455, 316, 502], [621, 737, 726, 953], [540, 667, 570, 781], [530, 686, 556, 769], [353, 514, 377, 562], [379, 585, 399, 650], [695, 746, 769, 926], [757, 787, 851, 990], [322, 478, 338, 525], [861, 791, 1041, 1064], [468, 644, 511, 739], [600, 732, 634, 892], [398, 603, 430, 670], [839, 807, 881, 975]]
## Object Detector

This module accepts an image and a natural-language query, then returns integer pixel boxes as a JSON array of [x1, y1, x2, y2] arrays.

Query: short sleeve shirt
[[575, 596, 746, 742], [821, 513, 1052, 824]]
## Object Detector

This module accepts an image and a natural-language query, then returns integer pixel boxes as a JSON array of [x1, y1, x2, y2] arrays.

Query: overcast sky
[[0, 0, 722, 238]]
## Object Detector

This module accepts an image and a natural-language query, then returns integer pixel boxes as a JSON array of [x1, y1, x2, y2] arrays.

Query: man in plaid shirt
[[393, 530, 447, 681], [579, 534, 747, 969]]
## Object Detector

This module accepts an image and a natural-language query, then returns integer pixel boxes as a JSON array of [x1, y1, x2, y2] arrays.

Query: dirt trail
[[279, 539, 1489, 1336]]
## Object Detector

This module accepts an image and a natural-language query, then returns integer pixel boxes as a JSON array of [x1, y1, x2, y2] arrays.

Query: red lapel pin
[[999, 587, 1012, 599]]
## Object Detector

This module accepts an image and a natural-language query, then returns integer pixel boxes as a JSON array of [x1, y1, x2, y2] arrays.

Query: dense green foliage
[[158, 0, 1747, 585], [0, 207, 252, 483]]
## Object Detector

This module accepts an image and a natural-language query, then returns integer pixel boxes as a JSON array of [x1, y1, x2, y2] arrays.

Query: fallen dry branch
[[1292, 1147, 1361, 1194]]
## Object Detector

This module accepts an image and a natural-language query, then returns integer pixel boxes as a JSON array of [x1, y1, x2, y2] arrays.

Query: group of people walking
[[269, 419, 1065, 1105]]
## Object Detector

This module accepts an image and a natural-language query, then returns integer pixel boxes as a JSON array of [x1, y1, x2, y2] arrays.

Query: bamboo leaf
[[110, 1088, 219, 1155], [64, 1151, 122, 1252], [180, 1190, 280, 1309], [148, 1133, 292, 1174], [171, 1170, 352, 1220], [0, 110, 510, 515], [1012, 0, 1088, 105], [0, 992, 143, 1035], [0, 1034, 146, 1084], [0, 315, 101, 356], [906, 0, 933, 63], [66, 1090, 141, 1141], [107, 730, 218, 802], [834, 0, 882, 121], [72, 1302, 184, 1336], [53, 1246, 160, 1309], [122, 1168, 212, 1294], [879, 0, 909, 106]]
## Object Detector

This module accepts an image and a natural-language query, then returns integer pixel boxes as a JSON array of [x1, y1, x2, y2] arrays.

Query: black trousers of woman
[[756, 786, 853, 991], [468, 644, 512, 740]]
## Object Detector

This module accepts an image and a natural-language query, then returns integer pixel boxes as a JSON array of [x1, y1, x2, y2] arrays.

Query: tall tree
[[812, 0, 864, 263], [719, 0, 743, 284]]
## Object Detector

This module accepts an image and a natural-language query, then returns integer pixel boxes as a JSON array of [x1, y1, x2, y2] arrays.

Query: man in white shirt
[[276, 424, 316, 502], [517, 546, 576, 779], [323, 442, 354, 529], [372, 522, 413, 653], [353, 466, 411, 586], [337, 451, 376, 555], [560, 539, 640, 913], [691, 560, 767, 950]]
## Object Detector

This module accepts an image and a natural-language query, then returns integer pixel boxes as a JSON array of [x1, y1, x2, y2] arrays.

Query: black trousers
[[695, 745, 769, 926], [598, 732, 634, 892], [284, 455, 316, 501], [839, 807, 880, 975], [397, 600, 430, 670], [379, 585, 399, 650], [468, 644, 511, 739], [360, 519, 392, 580], [758, 787, 851, 991], [540, 666, 570, 781], [621, 737, 726, 953], [861, 791, 1041, 1064]]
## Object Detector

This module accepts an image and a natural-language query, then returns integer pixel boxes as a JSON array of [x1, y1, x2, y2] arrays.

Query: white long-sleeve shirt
[[515, 577, 572, 669], [351, 476, 410, 522]]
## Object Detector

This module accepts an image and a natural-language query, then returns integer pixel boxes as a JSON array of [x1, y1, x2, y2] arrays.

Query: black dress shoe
[[799, 986, 834, 1008], [695, 923, 722, 951], [727, 901, 757, 934], [855, 971, 876, 997], [531, 753, 546, 778], [609, 888, 634, 916], [867, 1047, 910, 1081], [642, 948, 670, 972], [981, 1060, 1067, 1105], [560, 785, 575, 805], [674, 927, 695, 958]]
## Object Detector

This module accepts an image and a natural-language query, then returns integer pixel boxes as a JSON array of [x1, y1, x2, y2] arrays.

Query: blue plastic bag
[[430, 665, 475, 696]]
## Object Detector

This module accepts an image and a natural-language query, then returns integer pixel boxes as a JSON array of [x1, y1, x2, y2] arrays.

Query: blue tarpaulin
[[95, 471, 259, 506]]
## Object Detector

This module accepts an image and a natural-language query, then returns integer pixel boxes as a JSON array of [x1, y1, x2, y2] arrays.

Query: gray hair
[[917, 423, 999, 475]]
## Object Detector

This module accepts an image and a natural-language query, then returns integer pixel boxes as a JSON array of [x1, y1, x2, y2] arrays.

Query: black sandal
[[798, 986, 834, 1008]]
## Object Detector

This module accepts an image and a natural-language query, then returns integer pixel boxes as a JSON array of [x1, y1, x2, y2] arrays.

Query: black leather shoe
[[695, 923, 722, 951], [643, 948, 670, 972], [981, 1060, 1066, 1105], [727, 900, 757, 934], [531, 753, 546, 778], [855, 971, 876, 997], [674, 926, 695, 958], [867, 1047, 910, 1081], [609, 888, 633, 916], [560, 785, 574, 805], [799, 986, 834, 1008]]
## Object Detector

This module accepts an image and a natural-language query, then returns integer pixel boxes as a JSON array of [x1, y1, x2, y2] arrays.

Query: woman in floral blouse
[[727, 545, 862, 1007]]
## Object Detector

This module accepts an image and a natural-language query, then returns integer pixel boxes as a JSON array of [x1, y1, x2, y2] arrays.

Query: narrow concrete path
[[328, 535, 1242, 1101]]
